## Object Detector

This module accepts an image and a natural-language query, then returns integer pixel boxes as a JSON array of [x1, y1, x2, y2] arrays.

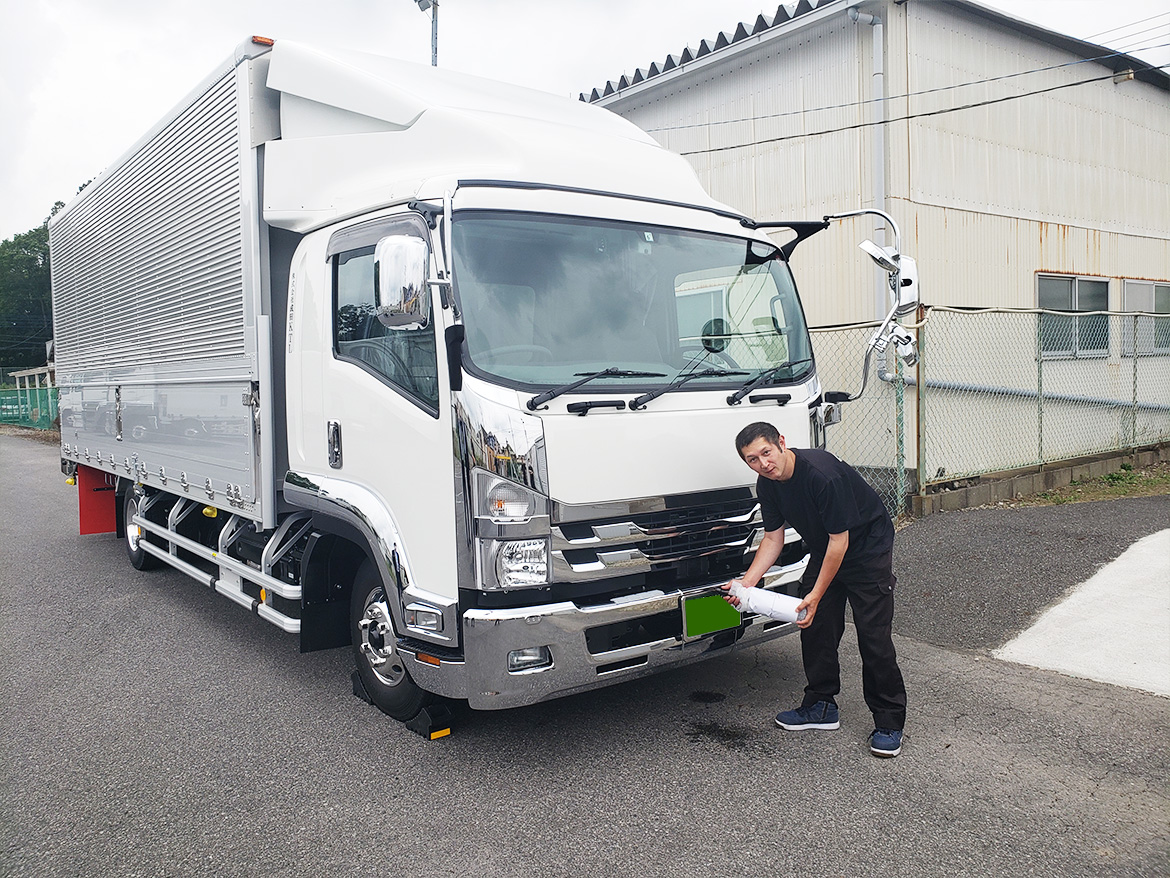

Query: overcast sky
[[1, 0, 1167, 241]]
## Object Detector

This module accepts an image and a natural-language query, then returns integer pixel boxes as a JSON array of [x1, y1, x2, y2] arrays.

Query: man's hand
[[721, 580, 746, 606], [795, 594, 819, 628]]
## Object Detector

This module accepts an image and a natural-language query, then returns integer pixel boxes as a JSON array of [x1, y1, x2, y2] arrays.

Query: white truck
[[51, 38, 918, 728]]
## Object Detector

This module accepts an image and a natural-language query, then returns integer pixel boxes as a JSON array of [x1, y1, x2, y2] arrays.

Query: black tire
[[350, 560, 431, 721], [123, 490, 161, 570]]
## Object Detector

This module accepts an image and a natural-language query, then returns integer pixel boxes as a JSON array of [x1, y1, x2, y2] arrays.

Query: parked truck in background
[[51, 38, 918, 725]]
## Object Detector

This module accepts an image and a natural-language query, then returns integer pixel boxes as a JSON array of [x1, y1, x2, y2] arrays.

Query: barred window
[[1122, 280, 1170, 356], [1038, 275, 1109, 357]]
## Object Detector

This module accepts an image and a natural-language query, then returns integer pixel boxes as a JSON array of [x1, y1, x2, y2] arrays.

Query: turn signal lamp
[[485, 481, 533, 520], [65, 476, 76, 486], [251, 36, 275, 46]]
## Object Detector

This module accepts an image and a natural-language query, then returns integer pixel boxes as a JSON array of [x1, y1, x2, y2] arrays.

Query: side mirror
[[374, 235, 430, 330], [860, 240, 919, 318], [859, 239, 898, 273], [893, 254, 919, 317]]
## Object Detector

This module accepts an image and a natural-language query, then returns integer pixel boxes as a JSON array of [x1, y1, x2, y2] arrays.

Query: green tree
[[0, 204, 60, 372]]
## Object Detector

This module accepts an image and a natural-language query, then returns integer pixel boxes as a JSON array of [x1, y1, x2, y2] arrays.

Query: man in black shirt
[[723, 421, 907, 757]]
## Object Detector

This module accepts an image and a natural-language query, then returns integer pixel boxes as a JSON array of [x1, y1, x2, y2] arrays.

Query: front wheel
[[350, 560, 431, 721]]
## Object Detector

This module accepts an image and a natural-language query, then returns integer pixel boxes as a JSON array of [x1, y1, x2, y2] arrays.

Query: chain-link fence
[[812, 308, 1170, 518], [0, 385, 58, 429], [811, 322, 914, 517]]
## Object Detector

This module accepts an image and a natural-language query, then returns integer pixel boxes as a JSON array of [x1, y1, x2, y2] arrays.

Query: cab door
[[314, 213, 457, 605]]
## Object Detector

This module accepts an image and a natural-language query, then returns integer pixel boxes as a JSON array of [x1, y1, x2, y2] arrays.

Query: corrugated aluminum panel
[[51, 72, 247, 372]]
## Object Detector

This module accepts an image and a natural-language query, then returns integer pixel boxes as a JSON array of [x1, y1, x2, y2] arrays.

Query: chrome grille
[[551, 495, 768, 583]]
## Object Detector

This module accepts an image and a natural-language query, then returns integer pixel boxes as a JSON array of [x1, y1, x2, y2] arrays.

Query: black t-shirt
[[757, 448, 894, 582]]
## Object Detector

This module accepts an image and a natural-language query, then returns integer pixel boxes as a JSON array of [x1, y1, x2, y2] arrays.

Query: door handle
[[327, 420, 343, 469]]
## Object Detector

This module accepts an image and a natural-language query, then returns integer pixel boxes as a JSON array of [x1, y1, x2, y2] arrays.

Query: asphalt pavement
[[2, 432, 1168, 878]]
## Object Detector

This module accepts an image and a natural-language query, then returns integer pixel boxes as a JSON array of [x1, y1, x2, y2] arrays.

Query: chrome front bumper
[[398, 557, 807, 710]]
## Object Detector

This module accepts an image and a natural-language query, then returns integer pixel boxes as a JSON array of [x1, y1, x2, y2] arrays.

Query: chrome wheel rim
[[126, 497, 143, 553], [357, 592, 404, 687]]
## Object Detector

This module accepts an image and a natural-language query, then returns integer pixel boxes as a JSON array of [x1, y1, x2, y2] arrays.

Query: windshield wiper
[[726, 358, 814, 406], [527, 368, 666, 411], [629, 368, 748, 411]]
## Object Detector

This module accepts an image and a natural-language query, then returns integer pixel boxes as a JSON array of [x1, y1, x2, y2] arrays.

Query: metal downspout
[[851, 6, 903, 508], [848, 6, 887, 323]]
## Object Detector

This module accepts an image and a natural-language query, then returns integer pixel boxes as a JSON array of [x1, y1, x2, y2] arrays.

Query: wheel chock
[[406, 704, 453, 740], [351, 672, 452, 739]]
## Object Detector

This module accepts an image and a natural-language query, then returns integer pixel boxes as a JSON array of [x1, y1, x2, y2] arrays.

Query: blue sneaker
[[775, 701, 840, 730], [869, 728, 903, 757]]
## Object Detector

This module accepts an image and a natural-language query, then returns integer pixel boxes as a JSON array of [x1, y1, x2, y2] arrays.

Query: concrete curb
[[910, 444, 1170, 517]]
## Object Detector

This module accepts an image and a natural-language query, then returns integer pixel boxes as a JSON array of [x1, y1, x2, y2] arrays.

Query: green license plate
[[682, 593, 742, 640]]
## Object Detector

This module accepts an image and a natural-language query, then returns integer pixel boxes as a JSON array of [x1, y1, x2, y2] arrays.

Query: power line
[[1113, 31, 1170, 56], [676, 65, 1169, 156], [1085, 10, 1170, 41], [644, 43, 1169, 134]]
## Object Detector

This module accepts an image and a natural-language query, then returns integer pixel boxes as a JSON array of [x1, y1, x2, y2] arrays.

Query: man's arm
[[722, 527, 785, 606], [795, 530, 848, 628]]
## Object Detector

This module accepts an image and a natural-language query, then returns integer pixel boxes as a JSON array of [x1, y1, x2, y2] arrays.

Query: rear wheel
[[350, 560, 431, 721], [123, 490, 161, 570]]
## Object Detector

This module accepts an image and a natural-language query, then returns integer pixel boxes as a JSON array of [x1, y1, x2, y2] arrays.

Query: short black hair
[[735, 421, 781, 459]]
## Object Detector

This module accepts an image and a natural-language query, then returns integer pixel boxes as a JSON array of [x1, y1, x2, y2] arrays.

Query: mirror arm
[[823, 208, 902, 255], [829, 298, 919, 403], [407, 200, 442, 229]]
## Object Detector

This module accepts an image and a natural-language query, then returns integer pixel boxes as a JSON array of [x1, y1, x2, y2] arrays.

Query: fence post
[[895, 353, 906, 517], [1131, 315, 1139, 450], [1036, 312, 1044, 467], [916, 306, 927, 503]]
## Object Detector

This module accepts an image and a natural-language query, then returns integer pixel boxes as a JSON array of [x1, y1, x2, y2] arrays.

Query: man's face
[[740, 436, 785, 480]]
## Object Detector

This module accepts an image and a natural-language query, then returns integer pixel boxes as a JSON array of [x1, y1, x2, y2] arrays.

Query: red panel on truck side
[[77, 464, 117, 535]]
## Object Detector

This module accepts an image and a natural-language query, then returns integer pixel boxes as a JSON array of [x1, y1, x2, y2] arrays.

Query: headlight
[[494, 539, 549, 589]]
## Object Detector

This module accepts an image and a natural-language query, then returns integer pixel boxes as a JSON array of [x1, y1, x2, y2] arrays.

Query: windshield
[[451, 212, 812, 390]]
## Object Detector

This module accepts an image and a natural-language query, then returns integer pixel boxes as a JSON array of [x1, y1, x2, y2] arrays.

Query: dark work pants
[[798, 554, 907, 730]]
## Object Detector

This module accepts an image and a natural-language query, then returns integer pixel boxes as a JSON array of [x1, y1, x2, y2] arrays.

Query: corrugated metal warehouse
[[587, 0, 1170, 327], [588, 0, 1169, 509]]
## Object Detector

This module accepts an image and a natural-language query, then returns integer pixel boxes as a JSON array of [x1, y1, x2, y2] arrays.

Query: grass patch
[[1019, 460, 1170, 507]]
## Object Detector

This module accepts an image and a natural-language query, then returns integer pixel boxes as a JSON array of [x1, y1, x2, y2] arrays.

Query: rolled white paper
[[728, 581, 807, 623]]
